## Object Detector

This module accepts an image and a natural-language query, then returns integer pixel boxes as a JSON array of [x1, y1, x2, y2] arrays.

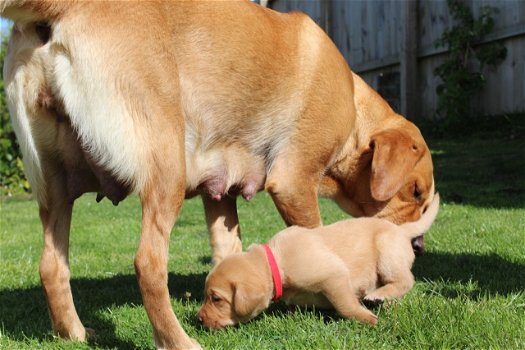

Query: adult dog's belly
[[180, 77, 301, 202], [183, 142, 267, 201], [182, 105, 297, 201]]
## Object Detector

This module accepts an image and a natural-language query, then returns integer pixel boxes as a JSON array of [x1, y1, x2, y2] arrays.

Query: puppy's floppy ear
[[233, 282, 268, 320], [369, 129, 424, 201]]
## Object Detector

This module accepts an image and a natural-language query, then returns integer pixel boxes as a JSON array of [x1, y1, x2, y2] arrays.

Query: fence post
[[400, 0, 419, 122]]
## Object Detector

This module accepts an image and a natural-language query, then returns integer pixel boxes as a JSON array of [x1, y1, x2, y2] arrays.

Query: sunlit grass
[[1, 135, 524, 349]]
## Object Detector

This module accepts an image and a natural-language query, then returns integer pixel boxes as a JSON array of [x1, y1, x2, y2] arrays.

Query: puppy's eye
[[211, 294, 222, 303]]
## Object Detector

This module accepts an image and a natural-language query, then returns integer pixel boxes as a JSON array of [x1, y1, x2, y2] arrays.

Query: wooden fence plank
[[270, 0, 525, 117]]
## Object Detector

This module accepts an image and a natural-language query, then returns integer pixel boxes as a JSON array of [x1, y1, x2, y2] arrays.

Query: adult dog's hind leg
[[38, 174, 87, 340], [202, 195, 242, 265]]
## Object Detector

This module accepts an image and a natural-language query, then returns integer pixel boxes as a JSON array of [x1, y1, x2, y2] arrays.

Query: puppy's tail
[[400, 193, 440, 240], [1, 0, 69, 22]]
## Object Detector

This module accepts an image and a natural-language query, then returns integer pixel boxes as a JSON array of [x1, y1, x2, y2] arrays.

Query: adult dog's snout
[[411, 236, 425, 256]]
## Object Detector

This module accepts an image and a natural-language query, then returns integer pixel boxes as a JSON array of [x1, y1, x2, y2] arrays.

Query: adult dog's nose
[[411, 236, 425, 256]]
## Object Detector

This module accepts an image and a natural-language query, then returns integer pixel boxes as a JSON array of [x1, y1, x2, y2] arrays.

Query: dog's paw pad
[[362, 297, 384, 309]]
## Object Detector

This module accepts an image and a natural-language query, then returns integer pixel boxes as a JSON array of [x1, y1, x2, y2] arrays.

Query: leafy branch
[[434, 0, 507, 126], [1, 33, 30, 196]]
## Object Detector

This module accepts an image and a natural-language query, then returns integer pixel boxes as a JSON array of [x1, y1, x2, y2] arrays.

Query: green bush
[[433, 0, 507, 132], [1, 33, 30, 196]]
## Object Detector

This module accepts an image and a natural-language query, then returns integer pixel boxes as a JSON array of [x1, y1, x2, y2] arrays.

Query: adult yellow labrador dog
[[2, 1, 434, 349]]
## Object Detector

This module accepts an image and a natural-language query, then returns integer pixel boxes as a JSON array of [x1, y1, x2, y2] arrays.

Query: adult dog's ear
[[233, 282, 268, 320], [369, 129, 424, 201]]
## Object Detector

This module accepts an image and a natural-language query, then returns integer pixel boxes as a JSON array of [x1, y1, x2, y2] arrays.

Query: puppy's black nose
[[411, 236, 425, 256]]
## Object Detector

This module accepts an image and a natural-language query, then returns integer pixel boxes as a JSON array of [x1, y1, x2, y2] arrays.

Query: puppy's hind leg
[[364, 271, 415, 304], [365, 246, 416, 304], [202, 195, 242, 265], [322, 275, 378, 325]]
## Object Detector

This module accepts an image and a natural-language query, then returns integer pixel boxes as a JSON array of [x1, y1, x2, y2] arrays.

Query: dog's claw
[[96, 193, 105, 203]]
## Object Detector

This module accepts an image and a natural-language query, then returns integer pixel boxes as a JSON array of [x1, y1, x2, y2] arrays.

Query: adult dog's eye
[[211, 294, 221, 303], [413, 183, 422, 201]]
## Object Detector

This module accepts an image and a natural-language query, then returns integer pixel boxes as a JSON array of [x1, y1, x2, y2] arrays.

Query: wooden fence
[[270, 0, 525, 121]]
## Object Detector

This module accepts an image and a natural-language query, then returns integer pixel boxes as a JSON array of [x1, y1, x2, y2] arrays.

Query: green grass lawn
[[1, 133, 524, 349]]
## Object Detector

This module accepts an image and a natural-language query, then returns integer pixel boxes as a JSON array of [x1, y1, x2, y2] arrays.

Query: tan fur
[[2, 1, 434, 349], [199, 194, 440, 329]]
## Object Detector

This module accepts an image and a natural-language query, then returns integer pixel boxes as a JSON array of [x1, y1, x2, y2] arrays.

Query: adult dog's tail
[[400, 193, 440, 240], [1, 0, 69, 22]]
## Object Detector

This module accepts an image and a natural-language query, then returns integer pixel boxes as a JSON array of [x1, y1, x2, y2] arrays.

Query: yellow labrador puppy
[[199, 194, 440, 329]]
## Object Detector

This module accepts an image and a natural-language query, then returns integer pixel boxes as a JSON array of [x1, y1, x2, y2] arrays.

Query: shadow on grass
[[1, 252, 523, 346], [428, 135, 525, 209], [413, 252, 525, 297], [0, 272, 206, 349]]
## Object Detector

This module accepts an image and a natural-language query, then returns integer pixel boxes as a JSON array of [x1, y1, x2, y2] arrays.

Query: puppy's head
[[322, 118, 434, 226], [198, 248, 272, 329]]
